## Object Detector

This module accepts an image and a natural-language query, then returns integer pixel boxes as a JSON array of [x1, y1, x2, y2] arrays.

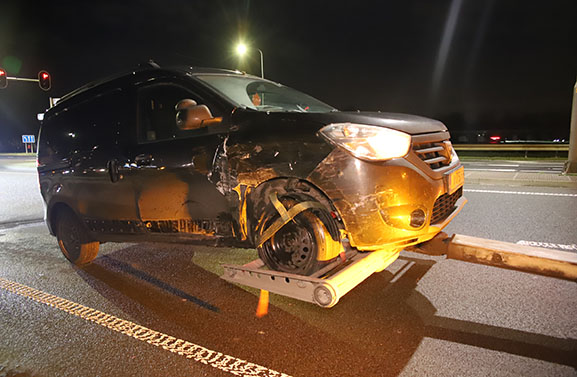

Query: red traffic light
[[0, 68, 6, 89], [38, 70, 51, 91]]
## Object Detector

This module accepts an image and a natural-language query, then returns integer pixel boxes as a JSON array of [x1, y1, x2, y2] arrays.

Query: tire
[[256, 196, 341, 276], [55, 208, 99, 265]]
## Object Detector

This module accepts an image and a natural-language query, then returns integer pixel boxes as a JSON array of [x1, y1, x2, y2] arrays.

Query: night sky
[[1, 0, 576, 151]]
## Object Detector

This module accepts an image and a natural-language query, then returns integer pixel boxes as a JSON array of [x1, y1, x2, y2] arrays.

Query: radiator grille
[[431, 187, 462, 224], [412, 139, 453, 171]]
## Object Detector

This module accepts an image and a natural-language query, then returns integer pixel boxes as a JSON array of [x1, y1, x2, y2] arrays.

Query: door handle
[[134, 154, 153, 166]]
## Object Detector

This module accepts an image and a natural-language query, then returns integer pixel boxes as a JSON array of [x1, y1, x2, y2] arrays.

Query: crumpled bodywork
[[308, 148, 447, 251]]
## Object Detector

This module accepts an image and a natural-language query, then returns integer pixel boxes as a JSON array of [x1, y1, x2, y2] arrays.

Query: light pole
[[564, 79, 577, 174], [236, 43, 264, 78]]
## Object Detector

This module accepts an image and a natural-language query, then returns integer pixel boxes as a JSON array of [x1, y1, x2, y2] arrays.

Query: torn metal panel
[[232, 184, 251, 241], [208, 136, 233, 195]]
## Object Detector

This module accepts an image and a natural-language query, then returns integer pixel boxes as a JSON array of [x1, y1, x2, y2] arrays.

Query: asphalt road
[[0, 156, 43, 226], [445, 185, 577, 250], [1, 156, 576, 377]]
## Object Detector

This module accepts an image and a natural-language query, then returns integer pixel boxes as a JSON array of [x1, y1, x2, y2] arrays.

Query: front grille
[[412, 138, 453, 171], [430, 187, 462, 224]]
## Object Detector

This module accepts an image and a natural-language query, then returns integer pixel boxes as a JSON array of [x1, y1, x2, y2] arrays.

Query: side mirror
[[176, 104, 221, 130]]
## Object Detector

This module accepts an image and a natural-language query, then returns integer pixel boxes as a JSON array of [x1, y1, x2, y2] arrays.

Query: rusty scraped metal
[[410, 232, 577, 281]]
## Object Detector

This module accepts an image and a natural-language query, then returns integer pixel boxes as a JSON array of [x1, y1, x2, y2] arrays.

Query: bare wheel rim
[[262, 218, 318, 273]]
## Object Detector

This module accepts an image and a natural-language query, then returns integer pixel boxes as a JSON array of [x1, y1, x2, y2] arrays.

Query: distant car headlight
[[319, 123, 411, 161]]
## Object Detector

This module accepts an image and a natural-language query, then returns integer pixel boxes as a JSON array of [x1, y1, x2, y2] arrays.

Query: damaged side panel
[[103, 116, 335, 247]]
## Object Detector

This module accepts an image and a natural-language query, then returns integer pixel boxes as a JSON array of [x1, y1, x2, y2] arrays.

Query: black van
[[37, 64, 465, 276]]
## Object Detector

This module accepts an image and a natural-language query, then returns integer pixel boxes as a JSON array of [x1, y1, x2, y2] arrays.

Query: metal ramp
[[222, 248, 400, 308], [221, 232, 577, 308]]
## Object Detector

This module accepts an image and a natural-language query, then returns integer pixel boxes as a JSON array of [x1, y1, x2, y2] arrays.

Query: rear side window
[[39, 90, 128, 162], [137, 83, 219, 143]]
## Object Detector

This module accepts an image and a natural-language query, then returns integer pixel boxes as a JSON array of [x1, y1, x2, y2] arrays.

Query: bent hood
[[233, 109, 448, 136], [309, 111, 448, 135]]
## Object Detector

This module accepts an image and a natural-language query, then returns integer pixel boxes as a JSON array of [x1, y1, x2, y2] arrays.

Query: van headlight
[[450, 144, 460, 164], [319, 123, 411, 161]]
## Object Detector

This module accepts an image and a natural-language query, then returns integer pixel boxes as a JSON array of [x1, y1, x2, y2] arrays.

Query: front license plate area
[[446, 166, 464, 194]]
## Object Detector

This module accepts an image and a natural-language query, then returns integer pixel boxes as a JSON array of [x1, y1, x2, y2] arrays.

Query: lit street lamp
[[236, 43, 264, 79]]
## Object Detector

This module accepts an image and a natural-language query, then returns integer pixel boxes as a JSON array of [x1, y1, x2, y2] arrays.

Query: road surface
[[0, 155, 576, 376]]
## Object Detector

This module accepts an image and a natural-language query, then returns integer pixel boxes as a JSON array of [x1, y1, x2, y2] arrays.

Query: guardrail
[[454, 144, 569, 152]]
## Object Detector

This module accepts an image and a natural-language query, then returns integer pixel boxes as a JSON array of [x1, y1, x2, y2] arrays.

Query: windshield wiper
[[256, 105, 285, 112]]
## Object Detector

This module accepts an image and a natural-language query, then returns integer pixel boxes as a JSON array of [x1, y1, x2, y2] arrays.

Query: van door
[[126, 81, 233, 239], [58, 89, 141, 232]]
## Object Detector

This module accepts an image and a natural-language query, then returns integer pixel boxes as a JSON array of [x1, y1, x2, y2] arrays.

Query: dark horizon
[[1, 0, 576, 151]]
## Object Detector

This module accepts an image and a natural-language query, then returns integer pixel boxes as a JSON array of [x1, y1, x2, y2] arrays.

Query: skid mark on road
[[464, 189, 577, 197], [0, 278, 291, 377]]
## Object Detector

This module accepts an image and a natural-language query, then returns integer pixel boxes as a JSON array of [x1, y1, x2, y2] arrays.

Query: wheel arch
[[46, 201, 76, 236], [245, 177, 344, 246]]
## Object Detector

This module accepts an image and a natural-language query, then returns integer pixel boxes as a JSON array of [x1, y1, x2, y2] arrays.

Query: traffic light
[[0, 68, 7, 89], [38, 70, 51, 91]]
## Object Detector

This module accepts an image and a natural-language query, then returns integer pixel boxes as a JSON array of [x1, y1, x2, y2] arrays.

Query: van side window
[[137, 83, 216, 143], [40, 90, 127, 162]]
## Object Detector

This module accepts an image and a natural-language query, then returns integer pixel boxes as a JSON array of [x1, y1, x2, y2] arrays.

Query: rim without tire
[[257, 196, 340, 276]]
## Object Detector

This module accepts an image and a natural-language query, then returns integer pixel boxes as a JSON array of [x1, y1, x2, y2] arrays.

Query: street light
[[236, 43, 264, 79]]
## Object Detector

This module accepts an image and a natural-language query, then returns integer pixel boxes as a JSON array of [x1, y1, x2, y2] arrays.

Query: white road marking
[[518, 170, 562, 173], [389, 261, 415, 283], [465, 168, 517, 172], [0, 278, 291, 377], [517, 240, 577, 251], [464, 189, 577, 197], [487, 164, 519, 167], [0, 171, 35, 175]]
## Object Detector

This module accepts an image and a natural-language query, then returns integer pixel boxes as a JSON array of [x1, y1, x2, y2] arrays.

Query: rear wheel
[[55, 208, 99, 265], [256, 196, 341, 276]]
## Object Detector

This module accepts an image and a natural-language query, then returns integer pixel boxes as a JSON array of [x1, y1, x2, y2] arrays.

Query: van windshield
[[195, 74, 337, 113]]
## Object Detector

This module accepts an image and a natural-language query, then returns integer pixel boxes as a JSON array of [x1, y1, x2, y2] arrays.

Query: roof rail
[[138, 59, 160, 69]]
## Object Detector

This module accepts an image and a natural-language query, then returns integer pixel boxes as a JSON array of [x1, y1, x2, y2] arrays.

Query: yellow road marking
[[0, 277, 291, 377]]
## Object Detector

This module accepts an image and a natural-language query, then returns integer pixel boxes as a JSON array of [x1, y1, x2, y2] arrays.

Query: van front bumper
[[308, 148, 466, 251]]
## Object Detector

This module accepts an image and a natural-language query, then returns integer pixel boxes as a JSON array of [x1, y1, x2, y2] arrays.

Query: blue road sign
[[22, 135, 35, 143]]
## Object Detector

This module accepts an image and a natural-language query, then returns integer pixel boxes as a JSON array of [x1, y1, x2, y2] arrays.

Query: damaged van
[[37, 64, 466, 275]]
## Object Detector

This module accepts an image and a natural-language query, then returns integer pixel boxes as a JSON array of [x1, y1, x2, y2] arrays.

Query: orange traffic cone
[[256, 290, 269, 318]]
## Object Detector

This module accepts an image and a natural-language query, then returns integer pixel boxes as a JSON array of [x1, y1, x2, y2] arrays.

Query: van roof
[[53, 63, 245, 110]]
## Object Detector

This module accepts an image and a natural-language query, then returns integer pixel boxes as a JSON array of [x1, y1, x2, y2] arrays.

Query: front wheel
[[55, 208, 99, 265], [255, 196, 341, 276]]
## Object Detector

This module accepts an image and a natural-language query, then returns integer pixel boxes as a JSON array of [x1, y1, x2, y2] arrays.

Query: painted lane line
[[518, 170, 563, 174], [464, 189, 577, 197], [517, 240, 577, 251], [465, 168, 517, 172], [0, 278, 291, 377], [0, 171, 36, 175]]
